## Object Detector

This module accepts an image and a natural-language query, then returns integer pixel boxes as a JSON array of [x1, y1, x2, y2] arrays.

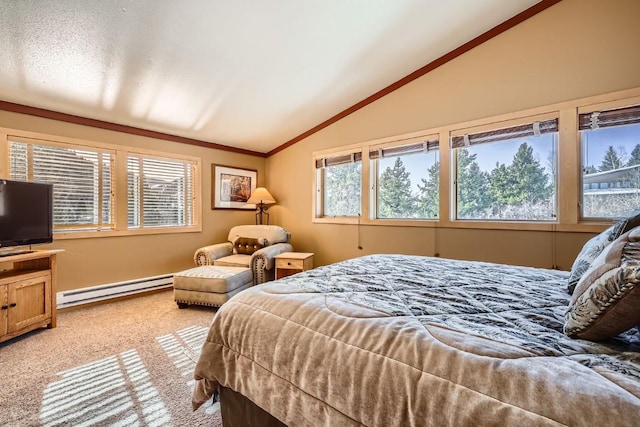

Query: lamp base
[[255, 204, 270, 225]]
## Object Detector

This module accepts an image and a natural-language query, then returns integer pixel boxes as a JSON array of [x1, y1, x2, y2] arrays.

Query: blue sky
[[378, 123, 640, 193]]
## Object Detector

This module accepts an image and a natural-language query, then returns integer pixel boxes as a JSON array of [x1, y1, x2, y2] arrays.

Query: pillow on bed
[[564, 227, 640, 340], [567, 211, 640, 294], [567, 225, 617, 295], [232, 236, 268, 255]]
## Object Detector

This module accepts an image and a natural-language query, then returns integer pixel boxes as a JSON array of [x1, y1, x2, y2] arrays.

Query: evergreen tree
[[324, 162, 361, 216], [417, 160, 439, 218], [509, 142, 552, 204], [627, 144, 640, 167], [489, 142, 551, 207], [489, 162, 515, 205], [599, 145, 623, 171], [456, 149, 491, 218], [378, 157, 415, 218]]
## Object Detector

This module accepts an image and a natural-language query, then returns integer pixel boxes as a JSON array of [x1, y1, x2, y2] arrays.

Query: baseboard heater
[[56, 274, 174, 309]]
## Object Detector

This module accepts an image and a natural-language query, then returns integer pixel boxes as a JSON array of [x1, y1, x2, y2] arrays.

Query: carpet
[[0, 290, 222, 426]]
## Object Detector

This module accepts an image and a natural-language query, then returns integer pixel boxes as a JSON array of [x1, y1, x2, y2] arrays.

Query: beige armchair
[[194, 225, 293, 284]]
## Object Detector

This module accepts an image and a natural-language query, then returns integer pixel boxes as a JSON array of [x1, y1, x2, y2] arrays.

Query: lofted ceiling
[[0, 1, 546, 155]]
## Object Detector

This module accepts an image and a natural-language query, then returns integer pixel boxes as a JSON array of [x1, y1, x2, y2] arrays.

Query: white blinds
[[127, 155, 196, 229], [9, 139, 114, 231]]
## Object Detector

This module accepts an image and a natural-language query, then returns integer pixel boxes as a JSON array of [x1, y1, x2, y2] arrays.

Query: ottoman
[[173, 265, 253, 308]]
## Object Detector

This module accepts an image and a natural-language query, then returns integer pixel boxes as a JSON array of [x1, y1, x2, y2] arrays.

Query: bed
[[192, 253, 640, 426]]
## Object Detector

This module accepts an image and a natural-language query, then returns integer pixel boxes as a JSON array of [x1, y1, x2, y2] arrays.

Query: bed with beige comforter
[[192, 254, 640, 426]]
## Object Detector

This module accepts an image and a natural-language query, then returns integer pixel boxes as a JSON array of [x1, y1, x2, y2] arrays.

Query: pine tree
[[417, 160, 439, 218], [627, 144, 640, 167], [324, 162, 361, 216], [509, 142, 552, 204], [599, 145, 623, 171], [489, 142, 551, 207], [456, 149, 491, 218], [378, 157, 416, 218]]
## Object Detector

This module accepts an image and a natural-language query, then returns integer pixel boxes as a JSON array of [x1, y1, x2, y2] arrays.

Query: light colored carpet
[[0, 290, 222, 426]]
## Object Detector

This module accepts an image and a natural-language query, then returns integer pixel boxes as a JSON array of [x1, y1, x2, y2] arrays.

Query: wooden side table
[[274, 252, 314, 279]]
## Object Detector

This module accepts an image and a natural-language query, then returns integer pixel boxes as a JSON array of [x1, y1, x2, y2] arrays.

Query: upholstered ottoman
[[173, 265, 253, 308]]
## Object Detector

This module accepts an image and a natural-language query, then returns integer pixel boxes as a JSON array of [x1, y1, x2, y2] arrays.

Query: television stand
[[0, 250, 61, 344], [0, 249, 34, 258]]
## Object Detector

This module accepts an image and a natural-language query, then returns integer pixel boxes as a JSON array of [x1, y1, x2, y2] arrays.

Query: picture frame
[[211, 164, 257, 210]]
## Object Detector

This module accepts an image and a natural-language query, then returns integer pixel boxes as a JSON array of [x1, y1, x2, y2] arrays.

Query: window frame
[[577, 98, 640, 221], [313, 146, 364, 222], [312, 87, 640, 233], [0, 128, 202, 240], [449, 112, 559, 223], [8, 136, 116, 232], [369, 134, 440, 221]]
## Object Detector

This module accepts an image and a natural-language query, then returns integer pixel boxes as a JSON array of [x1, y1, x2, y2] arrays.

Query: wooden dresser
[[0, 250, 60, 344]]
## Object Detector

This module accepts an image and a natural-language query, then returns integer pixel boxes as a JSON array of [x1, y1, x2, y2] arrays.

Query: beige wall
[[0, 110, 265, 292], [266, 0, 640, 270]]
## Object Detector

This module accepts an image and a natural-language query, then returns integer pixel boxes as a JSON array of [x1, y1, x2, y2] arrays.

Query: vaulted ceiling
[[0, 1, 550, 155]]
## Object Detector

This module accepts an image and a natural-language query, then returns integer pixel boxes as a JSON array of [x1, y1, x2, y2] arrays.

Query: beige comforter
[[193, 255, 640, 426]]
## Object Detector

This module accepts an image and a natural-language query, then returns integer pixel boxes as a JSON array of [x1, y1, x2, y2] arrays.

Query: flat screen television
[[0, 179, 53, 253]]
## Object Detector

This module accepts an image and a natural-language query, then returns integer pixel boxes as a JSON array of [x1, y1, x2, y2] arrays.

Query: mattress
[[193, 254, 640, 426]]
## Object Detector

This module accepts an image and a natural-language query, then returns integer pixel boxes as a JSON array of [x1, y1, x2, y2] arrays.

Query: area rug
[[0, 290, 222, 426]]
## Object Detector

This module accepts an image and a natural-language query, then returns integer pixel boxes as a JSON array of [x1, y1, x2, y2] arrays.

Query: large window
[[127, 154, 197, 229], [451, 118, 558, 221], [371, 138, 439, 219], [316, 152, 362, 217], [6, 133, 200, 236], [580, 105, 640, 219], [9, 138, 114, 231]]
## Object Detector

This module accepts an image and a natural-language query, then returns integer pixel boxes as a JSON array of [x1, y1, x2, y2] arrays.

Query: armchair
[[194, 225, 293, 285]]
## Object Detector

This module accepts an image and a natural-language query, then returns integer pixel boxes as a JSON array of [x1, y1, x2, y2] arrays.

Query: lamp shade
[[247, 187, 276, 205]]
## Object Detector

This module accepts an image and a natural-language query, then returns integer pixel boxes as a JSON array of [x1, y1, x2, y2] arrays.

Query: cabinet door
[[8, 274, 51, 333], [0, 285, 7, 337]]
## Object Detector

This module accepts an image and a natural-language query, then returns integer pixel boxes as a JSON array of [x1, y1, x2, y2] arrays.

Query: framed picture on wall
[[211, 164, 257, 210]]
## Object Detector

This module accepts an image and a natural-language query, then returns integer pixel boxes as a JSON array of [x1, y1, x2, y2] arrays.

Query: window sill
[[53, 226, 202, 240], [313, 216, 612, 233]]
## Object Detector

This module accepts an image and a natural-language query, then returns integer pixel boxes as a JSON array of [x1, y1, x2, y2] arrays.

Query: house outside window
[[451, 117, 558, 221], [580, 105, 640, 220]]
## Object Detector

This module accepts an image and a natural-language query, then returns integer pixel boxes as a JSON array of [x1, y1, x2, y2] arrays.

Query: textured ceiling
[[0, 1, 542, 154]]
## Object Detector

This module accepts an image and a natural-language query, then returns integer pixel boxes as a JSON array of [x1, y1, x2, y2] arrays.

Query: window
[[315, 152, 362, 217], [6, 132, 201, 237], [579, 104, 640, 220], [9, 138, 114, 231], [451, 118, 558, 221], [127, 154, 197, 229], [370, 138, 439, 219]]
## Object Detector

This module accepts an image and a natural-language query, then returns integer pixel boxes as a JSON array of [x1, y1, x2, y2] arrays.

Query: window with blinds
[[451, 118, 558, 221], [370, 138, 439, 219], [315, 151, 362, 217], [9, 139, 114, 231], [579, 104, 640, 219], [127, 154, 196, 228]]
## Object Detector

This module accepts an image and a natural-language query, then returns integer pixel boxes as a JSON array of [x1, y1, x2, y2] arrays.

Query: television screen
[[0, 179, 53, 249]]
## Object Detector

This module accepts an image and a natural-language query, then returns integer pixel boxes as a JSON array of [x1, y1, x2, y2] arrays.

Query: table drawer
[[276, 258, 304, 270]]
